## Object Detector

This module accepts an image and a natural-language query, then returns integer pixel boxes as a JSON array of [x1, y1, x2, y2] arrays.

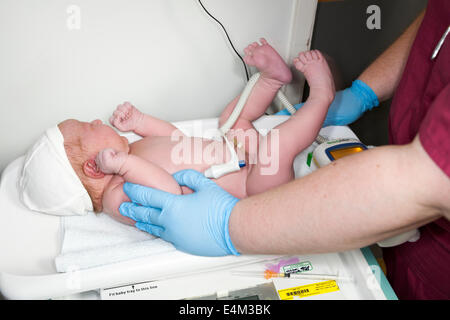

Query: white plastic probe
[[219, 73, 297, 134], [276, 90, 297, 115], [204, 134, 240, 179], [219, 72, 261, 135], [204, 72, 301, 179]]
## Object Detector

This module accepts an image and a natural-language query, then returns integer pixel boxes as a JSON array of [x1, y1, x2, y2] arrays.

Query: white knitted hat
[[19, 125, 93, 216]]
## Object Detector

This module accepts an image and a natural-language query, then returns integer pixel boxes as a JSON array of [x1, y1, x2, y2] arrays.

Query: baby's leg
[[219, 38, 292, 133], [246, 50, 335, 196]]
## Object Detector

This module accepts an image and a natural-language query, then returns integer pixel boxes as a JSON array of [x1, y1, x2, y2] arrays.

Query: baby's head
[[59, 119, 130, 211], [19, 119, 129, 216]]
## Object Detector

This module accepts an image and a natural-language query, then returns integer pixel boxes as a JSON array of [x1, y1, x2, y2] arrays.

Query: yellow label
[[277, 280, 339, 300]]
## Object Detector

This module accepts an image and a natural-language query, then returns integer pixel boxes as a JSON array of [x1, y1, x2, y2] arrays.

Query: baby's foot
[[243, 38, 292, 85], [95, 148, 128, 175], [293, 50, 335, 102], [109, 102, 144, 132]]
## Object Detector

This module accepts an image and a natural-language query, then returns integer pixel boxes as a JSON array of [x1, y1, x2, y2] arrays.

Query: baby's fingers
[[117, 104, 129, 113], [113, 108, 125, 117]]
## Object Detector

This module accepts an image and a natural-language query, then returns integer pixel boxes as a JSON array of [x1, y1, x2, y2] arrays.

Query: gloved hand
[[119, 169, 241, 257], [276, 79, 379, 126]]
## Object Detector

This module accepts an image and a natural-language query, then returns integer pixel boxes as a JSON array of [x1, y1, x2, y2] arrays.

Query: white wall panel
[[0, 0, 316, 171]]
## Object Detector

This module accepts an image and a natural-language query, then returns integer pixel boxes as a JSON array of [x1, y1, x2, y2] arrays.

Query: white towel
[[54, 212, 175, 272]]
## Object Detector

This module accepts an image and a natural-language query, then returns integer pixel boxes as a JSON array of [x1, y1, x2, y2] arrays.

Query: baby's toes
[[297, 52, 309, 65], [310, 50, 320, 60], [305, 51, 314, 61], [316, 50, 324, 57], [245, 43, 257, 55], [293, 57, 305, 71], [244, 46, 253, 57]]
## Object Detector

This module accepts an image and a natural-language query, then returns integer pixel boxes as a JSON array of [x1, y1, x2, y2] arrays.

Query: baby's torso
[[129, 135, 250, 199], [102, 135, 252, 225]]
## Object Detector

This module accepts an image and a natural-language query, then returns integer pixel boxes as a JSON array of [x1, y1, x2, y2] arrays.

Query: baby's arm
[[110, 102, 181, 137], [101, 176, 136, 225], [96, 148, 182, 196], [97, 148, 183, 224]]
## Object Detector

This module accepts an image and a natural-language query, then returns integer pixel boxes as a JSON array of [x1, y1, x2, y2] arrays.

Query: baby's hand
[[95, 148, 128, 175], [109, 102, 144, 132]]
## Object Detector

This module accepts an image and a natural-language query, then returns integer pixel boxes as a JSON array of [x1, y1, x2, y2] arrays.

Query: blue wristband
[[350, 80, 379, 112]]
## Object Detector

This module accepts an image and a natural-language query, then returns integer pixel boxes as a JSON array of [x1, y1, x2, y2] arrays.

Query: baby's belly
[[129, 136, 249, 198]]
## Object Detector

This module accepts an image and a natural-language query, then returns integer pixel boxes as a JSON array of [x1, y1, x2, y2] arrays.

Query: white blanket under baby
[[55, 213, 175, 272], [54, 118, 359, 273]]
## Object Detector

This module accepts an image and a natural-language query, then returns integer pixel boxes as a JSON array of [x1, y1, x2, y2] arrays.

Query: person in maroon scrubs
[[119, 0, 449, 299], [383, 0, 450, 299]]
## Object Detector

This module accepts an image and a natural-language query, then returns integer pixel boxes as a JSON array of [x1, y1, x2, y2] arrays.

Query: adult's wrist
[[351, 79, 380, 112], [223, 198, 241, 256]]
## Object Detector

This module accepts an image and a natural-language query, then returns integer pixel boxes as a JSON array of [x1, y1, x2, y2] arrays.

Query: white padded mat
[[0, 116, 361, 299]]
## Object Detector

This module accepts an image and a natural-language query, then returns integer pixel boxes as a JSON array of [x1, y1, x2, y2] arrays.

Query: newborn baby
[[21, 39, 335, 226]]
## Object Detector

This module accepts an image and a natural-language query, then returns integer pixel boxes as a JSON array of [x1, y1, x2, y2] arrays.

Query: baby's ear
[[83, 158, 105, 179]]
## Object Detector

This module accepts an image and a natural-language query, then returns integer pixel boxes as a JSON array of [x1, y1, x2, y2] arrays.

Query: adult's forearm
[[229, 136, 449, 254], [358, 10, 425, 102]]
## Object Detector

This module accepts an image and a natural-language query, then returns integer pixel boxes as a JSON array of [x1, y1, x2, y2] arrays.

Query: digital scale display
[[313, 139, 369, 167], [328, 144, 366, 160]]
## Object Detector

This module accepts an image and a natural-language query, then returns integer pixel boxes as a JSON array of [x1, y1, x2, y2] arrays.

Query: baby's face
[[59, 119, 129, 158]]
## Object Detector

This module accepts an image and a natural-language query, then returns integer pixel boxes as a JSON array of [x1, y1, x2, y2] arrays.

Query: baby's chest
[[129, 136, 227, 172], [128, 136, 249, 198], [129, 137, 180, 170]]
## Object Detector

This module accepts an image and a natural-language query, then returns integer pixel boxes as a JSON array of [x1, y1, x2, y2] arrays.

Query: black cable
[[197, 0, 249, 81]]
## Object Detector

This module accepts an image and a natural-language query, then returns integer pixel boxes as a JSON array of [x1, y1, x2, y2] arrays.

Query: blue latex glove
[[276, 80, 379, 126], [119, 169, 240, 257]]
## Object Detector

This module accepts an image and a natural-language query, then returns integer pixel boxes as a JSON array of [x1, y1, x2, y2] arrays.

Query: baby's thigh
[[226, 124, 259, 156], [245, 159, 294, 197]]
